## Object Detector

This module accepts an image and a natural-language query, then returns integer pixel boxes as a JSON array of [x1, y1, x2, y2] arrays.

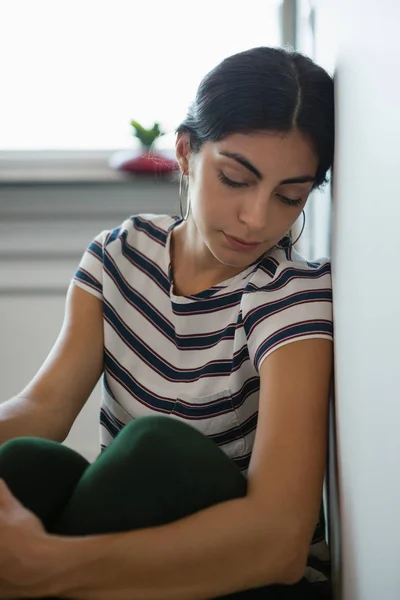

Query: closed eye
[[277, 194, 303, 207], [219, 171, 304, 206], [218, 171, 248, 188]]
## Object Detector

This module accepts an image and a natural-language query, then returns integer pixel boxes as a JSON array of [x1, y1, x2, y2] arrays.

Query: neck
[[170, 219, 244, 292]]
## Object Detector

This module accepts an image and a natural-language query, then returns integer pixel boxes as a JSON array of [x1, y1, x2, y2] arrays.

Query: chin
[[206, 232, 267, 268], [210, 246, 256, 268]]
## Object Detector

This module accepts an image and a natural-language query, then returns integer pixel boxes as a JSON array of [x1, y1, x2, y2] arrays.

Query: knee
[[104, 415, 222, 476], [0, 437, 88, 480], [108, 416, 239, 482], [114, 416, 202, 459], [122, 415, 198, 438], [0, 437, 44, 465]]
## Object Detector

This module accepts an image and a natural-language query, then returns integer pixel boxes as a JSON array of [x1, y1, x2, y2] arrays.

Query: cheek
[[191, 174, 221, 215]]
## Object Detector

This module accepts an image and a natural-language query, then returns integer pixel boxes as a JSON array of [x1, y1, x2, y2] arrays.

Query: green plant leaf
[[130, 120, 165, 147]]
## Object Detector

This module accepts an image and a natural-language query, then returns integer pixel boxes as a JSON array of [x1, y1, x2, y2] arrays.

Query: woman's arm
[[30, 337, 332, 600]]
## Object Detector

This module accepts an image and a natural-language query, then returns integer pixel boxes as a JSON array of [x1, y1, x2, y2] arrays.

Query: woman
[[0, 46, 334, 599]]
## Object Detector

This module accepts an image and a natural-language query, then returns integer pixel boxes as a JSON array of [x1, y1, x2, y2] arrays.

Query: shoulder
[[241, 244, 332, 329], [102, 213, 180, 251], [242, 246, 333, 370], [245, 245, 332, 298]]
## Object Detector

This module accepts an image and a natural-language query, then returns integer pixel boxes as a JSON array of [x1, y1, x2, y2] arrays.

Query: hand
[[0, 478, 54, 598]]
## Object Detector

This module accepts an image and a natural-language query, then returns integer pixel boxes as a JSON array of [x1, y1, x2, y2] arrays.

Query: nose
[[237, 189, 272, 233]]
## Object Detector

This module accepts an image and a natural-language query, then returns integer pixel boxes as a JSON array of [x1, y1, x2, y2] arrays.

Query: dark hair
[[176, 47, 334, 189]]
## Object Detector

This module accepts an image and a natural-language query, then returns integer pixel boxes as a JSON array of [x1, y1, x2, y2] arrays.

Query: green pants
[[0, 416, 319, 599]]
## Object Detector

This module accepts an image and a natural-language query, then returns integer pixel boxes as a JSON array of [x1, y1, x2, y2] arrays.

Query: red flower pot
[[109, 149, 178, 175]]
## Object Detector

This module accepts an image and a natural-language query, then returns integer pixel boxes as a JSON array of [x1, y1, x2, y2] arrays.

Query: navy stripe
[[307, 261, 324, 269], [105, 232, 171, 295], [240, 411, 258, 438], [231, 453, 252, 472], [133, 215, 181, 244], [173, 324, 237, 350], [208, 422, 247, 447], [258, 259, 278, 278], [87, 239, 103, 260], [103, 264, 175, 340], [231, 376, 259, 411], [103, 372, 117, 399], [121, 229, 170, 290], [100, 407, 123, 439], [105, 350, 175, 413], [255, 320, 333, 367], [231, 344, 250, 373], [244, 288, 332, 336], [246, 262, 331, 294], [172, 394, 241, 419], [105, 225, 122, 247], [271, 261, 331, 287], [74, 269, 102, 293], [171, 290, 244, 315]]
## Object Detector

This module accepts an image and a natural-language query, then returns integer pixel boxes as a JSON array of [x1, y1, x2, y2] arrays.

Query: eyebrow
[[218, 151, 316, 185]]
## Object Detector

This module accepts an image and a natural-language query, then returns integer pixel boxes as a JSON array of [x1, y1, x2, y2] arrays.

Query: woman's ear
[[175, 133, 191, 175]]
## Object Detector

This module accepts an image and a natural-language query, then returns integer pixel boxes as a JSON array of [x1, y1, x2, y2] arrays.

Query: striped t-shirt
[[73, 212, 334, 588], [73, 213, 333, 475]]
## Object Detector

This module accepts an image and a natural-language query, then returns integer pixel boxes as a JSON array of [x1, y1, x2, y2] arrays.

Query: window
[[1, 1, 282, 152]]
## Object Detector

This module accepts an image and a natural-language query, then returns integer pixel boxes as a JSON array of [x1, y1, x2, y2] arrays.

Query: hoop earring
[[179, 172, 190, 221], [288, 210, 306, 247]]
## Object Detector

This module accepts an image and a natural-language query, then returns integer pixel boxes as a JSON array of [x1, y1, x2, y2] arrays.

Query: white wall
[[297, 2, 400, 596], [322, 1, 400, 598]]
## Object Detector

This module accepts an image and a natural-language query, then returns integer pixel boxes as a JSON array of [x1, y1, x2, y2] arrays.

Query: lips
[[226, 234, 261, 246], [223, 232, 262, 251]]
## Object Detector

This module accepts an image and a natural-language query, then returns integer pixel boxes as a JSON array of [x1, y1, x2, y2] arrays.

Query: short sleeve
[[242, 259, 333, 372], [72, 229, 110, 300]]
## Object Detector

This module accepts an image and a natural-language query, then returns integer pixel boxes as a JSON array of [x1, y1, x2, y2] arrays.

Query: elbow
[[274, 540, 309, 586], [279, 555, 307, 585], [254, 527, 309, 587], [253, 545, 307, 589], [245, 500, 310, 587]]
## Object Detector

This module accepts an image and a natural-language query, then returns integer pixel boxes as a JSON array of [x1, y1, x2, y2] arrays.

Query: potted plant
[[109, 120, 178, 174]]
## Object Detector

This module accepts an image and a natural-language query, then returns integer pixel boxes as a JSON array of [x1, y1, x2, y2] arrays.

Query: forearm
[[0, 396, 66, 445], [46, 497, 303, 600]]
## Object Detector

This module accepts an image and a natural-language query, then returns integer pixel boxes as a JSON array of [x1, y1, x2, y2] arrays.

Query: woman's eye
[[218, 171, 248, 188], [218, 172, 303, 206], [277, 194, 303, 207]]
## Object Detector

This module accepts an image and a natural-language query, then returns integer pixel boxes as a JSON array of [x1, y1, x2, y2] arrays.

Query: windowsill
[[0, 150, 177, 185]]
